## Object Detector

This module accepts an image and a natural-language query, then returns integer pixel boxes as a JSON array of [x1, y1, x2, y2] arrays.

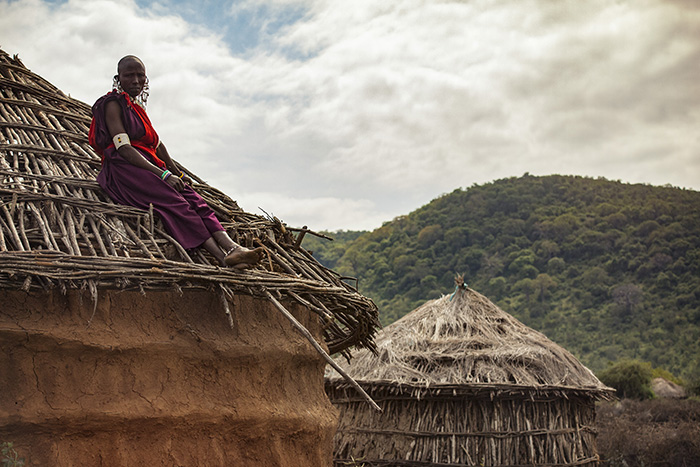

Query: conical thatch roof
[[0, 49, 379, 354], [329, 284, 613, 398]]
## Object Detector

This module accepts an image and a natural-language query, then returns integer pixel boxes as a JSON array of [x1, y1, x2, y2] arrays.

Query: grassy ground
[[597, 398, 700, 466]]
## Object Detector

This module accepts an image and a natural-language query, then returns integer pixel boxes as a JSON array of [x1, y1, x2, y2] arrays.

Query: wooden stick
[[64, 207, 82, 255], [28, 203, 60, 250], [123, 222, 155, 259], [153, 227, 194, 264], [1, 202, 24, 251], [0, 215, 6, 251], [293, 225, 308, 248], [263, 289, 381, 412], [16, 201, 31, 250], [53, 206, 75, 254], [219, 284, 234, 329], [76, 216, 97, 256], [86, 215, 109, 256], [148, 203, 155, 236]]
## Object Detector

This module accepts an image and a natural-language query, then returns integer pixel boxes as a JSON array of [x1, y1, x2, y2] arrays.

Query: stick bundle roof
[[0, 49, 379, 355], [329, 283, 613, 398]]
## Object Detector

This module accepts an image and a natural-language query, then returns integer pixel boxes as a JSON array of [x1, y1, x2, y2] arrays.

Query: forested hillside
[[303, 175, 700, 378]]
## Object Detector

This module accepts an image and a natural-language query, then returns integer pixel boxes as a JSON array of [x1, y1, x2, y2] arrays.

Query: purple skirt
[[97, 150, 224, 250]]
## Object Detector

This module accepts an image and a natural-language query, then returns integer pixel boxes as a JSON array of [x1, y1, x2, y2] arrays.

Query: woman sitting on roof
[[89, 55, 262, 268]]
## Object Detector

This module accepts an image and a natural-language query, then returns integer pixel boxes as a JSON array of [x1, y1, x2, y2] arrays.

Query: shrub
[[651, 367, 683, 386], [598, 359, 654, 400], [597, 399, 700, 466], [1, 442, 24, 467], [686, 375, 700, 397]]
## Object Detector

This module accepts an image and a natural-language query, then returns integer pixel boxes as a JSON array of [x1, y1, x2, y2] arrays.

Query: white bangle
[[113, 133, 131, 150]]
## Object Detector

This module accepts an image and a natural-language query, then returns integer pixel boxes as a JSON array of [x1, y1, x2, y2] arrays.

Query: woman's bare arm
[[104, 100, 184, 190]]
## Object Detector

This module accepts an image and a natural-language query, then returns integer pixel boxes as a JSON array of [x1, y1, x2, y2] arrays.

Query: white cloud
[[235, 191, 386, 232], [1, 0, 699, 231]]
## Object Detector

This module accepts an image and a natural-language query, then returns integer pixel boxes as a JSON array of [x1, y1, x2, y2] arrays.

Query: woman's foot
[[224, 245, 264, 268]]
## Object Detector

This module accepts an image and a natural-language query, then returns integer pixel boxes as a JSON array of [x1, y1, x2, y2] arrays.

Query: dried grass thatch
[[330, 286, 611, 394], [326, 284, 614, 466], [0, 49, 379, 355]]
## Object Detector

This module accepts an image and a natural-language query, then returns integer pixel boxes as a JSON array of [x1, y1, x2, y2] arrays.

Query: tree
[[534, 239, 560, 262], [546, 257, 566, 274], [444, 226, 470, 249], [533, 273, 556, 302], [635, 220, 661, 237], [598, 359, 654, 400], [540, 213, 579, 240], [612, 284, 643, 317], [481, 253, 504, 278], [487, 276, 507, 297], [417, 224, 443, 247], [514, 278, 535, 303], [507, 250, 536, 277]]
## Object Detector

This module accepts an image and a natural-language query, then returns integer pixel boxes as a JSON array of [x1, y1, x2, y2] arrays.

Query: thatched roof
[[0, 49, 379, 355], [329, 284, 613, 399]]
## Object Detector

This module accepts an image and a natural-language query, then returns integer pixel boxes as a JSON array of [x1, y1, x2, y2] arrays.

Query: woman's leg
[[173, 188, 262, 267], [212, 230, 236, 252], [201, 237, 226, 265]]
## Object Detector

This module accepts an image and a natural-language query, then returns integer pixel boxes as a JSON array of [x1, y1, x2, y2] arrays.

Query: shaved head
[[114, 55, 148, 100], [117, 55, 145, 74]]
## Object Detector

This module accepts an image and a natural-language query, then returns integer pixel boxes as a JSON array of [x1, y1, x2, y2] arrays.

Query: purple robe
[[89, 91, 224, 249]]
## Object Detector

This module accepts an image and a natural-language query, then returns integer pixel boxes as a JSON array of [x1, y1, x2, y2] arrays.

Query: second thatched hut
[[326, 280, 614, 466]]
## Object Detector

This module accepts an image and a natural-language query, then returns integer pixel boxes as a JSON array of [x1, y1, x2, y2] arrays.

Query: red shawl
[[88, 91, 166, 169]]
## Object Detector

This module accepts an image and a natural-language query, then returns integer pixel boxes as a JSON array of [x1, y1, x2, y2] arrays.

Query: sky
[[1, 0, 699, 231]]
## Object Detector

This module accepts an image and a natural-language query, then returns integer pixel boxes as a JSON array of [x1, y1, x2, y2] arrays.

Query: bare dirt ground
[[1, 289, 337, 466]]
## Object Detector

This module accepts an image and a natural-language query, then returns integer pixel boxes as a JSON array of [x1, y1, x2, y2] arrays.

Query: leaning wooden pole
[[263, 289, 382, 412]]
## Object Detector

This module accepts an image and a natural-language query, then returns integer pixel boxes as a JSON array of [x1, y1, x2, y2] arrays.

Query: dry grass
[[597, 398, 700, 467], [330, 286, 612, 397]]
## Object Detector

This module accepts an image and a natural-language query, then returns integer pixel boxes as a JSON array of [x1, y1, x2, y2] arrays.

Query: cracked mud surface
[[1, 289, 337, 466]]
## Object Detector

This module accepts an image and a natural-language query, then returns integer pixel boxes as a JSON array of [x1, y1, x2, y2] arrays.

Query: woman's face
[[117, 59, 147, 98]]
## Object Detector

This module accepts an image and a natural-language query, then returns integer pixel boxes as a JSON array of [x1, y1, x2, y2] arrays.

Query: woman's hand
[[165, 174, 186, 192], [156, 143, 193, 187], [180, 173, 193, 185]]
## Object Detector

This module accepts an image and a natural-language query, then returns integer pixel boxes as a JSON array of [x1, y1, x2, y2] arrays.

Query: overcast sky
[[1, 0, 698, 231]]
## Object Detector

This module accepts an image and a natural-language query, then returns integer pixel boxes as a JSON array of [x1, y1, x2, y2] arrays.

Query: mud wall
[[0, 288, 337, 466]]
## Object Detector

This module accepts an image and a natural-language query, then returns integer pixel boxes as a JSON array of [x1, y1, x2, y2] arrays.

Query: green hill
[[302, 174, 700, 378]]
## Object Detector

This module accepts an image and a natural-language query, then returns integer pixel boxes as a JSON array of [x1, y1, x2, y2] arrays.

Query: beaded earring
[[112, 75, 124, 93], [138, 78, 150, 107]]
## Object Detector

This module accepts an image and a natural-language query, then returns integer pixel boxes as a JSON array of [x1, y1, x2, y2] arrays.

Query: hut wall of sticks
[[326, 280, 615, 467], [0, 49, 380, 466]]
